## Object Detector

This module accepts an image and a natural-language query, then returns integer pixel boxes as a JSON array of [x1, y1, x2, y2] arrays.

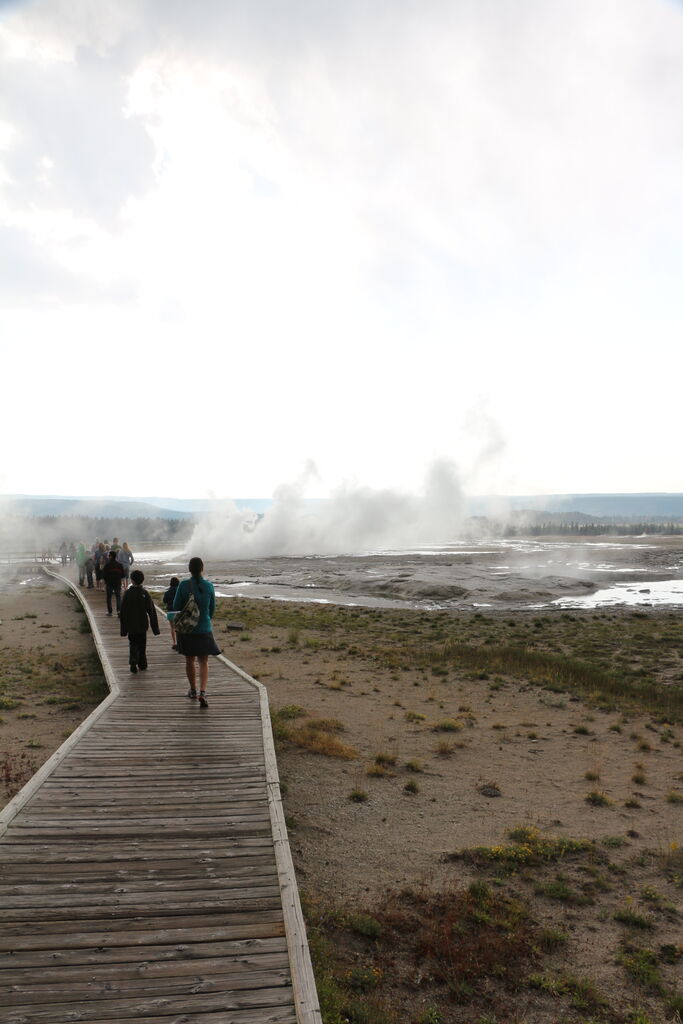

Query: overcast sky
[[1, 0, 682, 502]]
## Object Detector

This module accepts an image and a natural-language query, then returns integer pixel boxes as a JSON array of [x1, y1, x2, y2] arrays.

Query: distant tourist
[[102, 550, 125, 616], [75, 543, 87, 586], [117, 542, 134, 590], [84, 550, 95, 589], [110, 537, 121, 554], [163, 576, 180, 650], [68, 542, 76, 563], [119, 569, 160, 674], [171, 557, 221, 708], [58, 541, 68, 566], [94, 542, 106, 590]]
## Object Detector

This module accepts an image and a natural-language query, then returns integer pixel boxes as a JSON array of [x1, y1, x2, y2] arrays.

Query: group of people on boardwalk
[[72, 550, 220, 709], [72, 538, 135, 597]]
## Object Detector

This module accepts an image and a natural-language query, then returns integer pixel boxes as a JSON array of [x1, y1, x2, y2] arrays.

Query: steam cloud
[[189, 459, 467, 558]]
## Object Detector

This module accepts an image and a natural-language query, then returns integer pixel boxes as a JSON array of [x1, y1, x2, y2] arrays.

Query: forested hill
[[468, 493, 683, 519]]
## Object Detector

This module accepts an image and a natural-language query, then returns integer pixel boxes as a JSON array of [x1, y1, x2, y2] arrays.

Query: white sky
[[1, 0, 682, 501]]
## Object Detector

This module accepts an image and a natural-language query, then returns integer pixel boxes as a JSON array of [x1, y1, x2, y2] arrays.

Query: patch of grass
[[270, 707, 358, 759], [535, 877, 593, 905], [304, 920, 392, 1024], [666, 790, 683, 804], [276, 704, 308, 719], [432, 718, 463, 732], [404, 710, 426, 723], [536, 927, 569, 954], [374, 752, 397, 767], [405, 759, 422, 773], [601, 835, 628, 848], [448, 827, 594, 871], [619, 944, 665, 993], [379, 885, 534, 997], [528, 973, 608, 1014], [585, 790, 612, 807], [614, 907, 655, 930], [349, 789, 368, 803], [403, 779, 419, 795], [348, 914, 382, 939], [584, 770, 600, 781]]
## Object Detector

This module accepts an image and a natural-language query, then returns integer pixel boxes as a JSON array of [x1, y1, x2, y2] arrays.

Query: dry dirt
[[0, 571, 107, 801]]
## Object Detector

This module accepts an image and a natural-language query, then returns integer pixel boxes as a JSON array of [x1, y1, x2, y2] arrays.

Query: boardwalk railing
[[0, 568, 321, 1024]]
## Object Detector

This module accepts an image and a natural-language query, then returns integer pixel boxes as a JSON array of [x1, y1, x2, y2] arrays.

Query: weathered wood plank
[[0, 936, 288, 972], [0, 950, 289, 987], [57, 1009, 297, 1024], [0, 984, 295, 1023], [0, 867, 278, 898], [2, 966, 292, 1006], [0, 891, 283, 923], [0, 917, 286, 952]]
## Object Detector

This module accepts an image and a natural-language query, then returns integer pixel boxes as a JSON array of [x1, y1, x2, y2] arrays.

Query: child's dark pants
[[106, 582, 121, 614], [128, 633, 147, 670]]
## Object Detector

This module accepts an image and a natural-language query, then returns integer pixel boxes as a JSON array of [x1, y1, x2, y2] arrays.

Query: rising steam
[[188, 460, 467, 558]]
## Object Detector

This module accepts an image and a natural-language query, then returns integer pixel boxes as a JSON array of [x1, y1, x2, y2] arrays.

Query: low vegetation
[[214, 599, 683, 721], [219, 596, 683, 1023]]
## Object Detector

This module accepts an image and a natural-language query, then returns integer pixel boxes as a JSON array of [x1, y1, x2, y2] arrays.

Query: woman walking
[[172, 557, 220, 708], [117, 542, 134, 590]]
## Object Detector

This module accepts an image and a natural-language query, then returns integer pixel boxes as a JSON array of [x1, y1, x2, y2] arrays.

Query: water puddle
[[213, 582, 419, 609], [544, 578, 683, 609]]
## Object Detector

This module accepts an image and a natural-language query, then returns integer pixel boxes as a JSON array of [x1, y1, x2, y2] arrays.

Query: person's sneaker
[[187, 687, 197, 700], [199, 692, 208, 708], [107, 611, 112, 616], [130, 665, 138, 674]]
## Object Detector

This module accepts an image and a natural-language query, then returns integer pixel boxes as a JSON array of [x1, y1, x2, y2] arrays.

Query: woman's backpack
[[172, 580, 201, 634]]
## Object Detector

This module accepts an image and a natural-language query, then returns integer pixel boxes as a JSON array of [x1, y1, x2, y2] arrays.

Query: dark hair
[[130, 569, 144, 585], [170, 576, 180, 586], [108, 550, 117, 560], [188, 557, 203, 577]]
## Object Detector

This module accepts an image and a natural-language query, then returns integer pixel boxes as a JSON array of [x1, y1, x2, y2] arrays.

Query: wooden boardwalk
[[0, 571, 320, 1024]]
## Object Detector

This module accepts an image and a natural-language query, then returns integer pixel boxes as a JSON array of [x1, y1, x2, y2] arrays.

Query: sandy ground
[[2, 543, 682, 1021], [0, 568, 108, 803]]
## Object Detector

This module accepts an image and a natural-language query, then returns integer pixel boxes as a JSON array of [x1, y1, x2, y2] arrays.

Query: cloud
[[0, 0, 681, 496]]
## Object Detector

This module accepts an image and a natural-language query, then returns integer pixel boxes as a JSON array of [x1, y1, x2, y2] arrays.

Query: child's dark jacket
[[120, 586, 160, 637], [102, 560, 125, 587]]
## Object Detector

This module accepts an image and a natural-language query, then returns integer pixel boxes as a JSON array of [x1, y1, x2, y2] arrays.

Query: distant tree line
[[503, 521, 683, 537], [0, 514, 194, 552]]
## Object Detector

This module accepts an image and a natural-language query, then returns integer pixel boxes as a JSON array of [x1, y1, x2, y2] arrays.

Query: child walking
[[119, 569, 160, 673], [163, 576, 180, 650]]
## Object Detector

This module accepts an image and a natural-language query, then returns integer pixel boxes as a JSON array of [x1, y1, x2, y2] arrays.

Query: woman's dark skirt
[[176, 631, 221, 657]]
